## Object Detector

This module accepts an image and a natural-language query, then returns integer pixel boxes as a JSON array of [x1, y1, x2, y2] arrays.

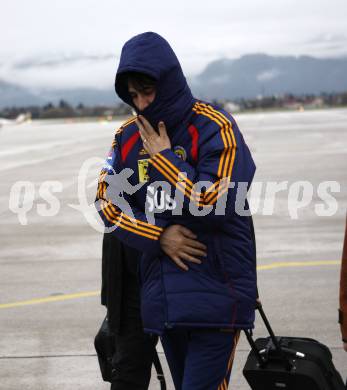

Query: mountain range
[[1, 54, 347, 108], [191, 54, 347, 99]]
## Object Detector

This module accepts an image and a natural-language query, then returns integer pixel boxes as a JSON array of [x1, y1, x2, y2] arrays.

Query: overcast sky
[[1, 0, 346, 90]]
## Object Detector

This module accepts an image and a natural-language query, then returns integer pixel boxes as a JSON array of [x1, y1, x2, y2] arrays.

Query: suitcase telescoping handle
[[255, 301, 282, 351], [255, 301, 306, 358], [247, 218, 304, 369], [153, 350, 167, 390], [244, 301, 300, 370]]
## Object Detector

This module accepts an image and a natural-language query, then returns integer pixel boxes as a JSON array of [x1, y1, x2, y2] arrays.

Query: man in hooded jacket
[[95, 32, 256, 390]]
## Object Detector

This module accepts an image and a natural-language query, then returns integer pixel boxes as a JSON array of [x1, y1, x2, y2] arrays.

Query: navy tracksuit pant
[[161, 328, 240, 390]]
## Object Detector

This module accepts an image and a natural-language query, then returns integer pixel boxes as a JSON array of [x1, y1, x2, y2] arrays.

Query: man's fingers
[[179, 226, 197, 239], [183, 246, 207, 257], [172, 256, 189, 271], [158, 121, 167, 137], [136, 119, 151, 153], [135, 117, 145, 132], [179, 252, 202, 264], [142, 143, 151, 154], [136, 118, 149, 140], [184, 238, 207, 251], [138, 115, 155, 135]]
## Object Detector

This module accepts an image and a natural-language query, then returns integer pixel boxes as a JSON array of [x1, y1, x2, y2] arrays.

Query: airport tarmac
[[0, 108, 346, 389]]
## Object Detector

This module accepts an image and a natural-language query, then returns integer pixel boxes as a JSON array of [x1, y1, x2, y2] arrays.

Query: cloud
[[257, 68, 281, 82], [13, 53, 116, 69], [302, 33, 347, 57], [1, 0, 347, 89], [308, 33, 347, 44], [1, 55, 118, 90]]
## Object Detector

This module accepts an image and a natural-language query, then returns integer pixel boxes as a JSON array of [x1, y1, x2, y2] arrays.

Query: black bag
[[94, 317, 116, 382], [243, 302, 345, 390], [94, 317, 166, 390]]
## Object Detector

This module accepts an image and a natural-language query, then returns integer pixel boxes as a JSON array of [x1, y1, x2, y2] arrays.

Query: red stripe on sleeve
[[188, 124, 199, 162], [121, 131, 140, 162]]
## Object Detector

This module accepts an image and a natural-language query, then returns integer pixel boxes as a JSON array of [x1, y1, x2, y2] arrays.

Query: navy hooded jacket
[[95, 32, 257, 334]]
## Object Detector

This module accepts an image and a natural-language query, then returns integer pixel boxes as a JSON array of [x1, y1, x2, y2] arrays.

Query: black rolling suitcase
[[243, 302, 345, 390]]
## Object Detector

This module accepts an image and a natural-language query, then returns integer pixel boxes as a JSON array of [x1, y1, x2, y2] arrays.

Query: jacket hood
[[115, 32, 194, 131]]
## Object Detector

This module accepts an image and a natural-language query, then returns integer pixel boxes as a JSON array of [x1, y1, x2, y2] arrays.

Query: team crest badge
[[174, 146, 187, 161]]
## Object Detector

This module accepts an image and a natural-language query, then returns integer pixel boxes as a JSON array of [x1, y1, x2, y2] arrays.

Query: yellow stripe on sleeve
[[148, 103, 237, 208], [192, 104, 228, 177], [194, 102, 236, 179], [107, 202, 162, 235], [150, 157, 192, 200], [99, 200, 161, 240], [192, 103, 237, 205]]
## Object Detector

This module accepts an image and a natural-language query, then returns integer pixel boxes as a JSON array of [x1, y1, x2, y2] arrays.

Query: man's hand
[[136, 115, 171, 157], [160, 225, 207, 271]]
